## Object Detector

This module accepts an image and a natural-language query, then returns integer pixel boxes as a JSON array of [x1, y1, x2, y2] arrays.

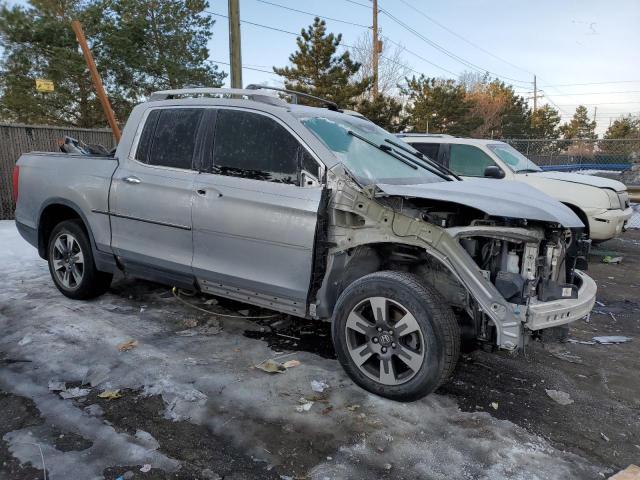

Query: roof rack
[[245, 84, 339, 111], [396, 133, 455, 138], [148, 87, 288, 107]]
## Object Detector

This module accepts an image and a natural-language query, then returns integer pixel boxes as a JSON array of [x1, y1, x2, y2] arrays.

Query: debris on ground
[[568, 339, 597, 345], [17, 335, 32, 346], [310, 380, 329, 393], [295, 397, 314, 412], [255, 359, 286, 374], [551, 350, 583, 364], [609, 464, 640, 480], [48, 380, 66, 391], [346, 404, 361, 411], [601, 432, 611, 442], [98, 389, 123, 400], [593, 336, 632, 344], [602, 256, 623, 264], [545, 389, 574, 405], [282, 359, 301, 369], [490, 402, 499, 410], [59, 387, 91, 399], [117, 339, 138, 352], [182, 317, 198, 328], [140, 463, 152, 472]]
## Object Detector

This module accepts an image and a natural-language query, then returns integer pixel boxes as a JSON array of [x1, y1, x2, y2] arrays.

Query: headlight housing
[[603, 189, 622, 209]]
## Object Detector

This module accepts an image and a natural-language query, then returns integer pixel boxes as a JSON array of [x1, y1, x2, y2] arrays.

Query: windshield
[[300, 114, 444, 185], [488, 143, 542, 173]]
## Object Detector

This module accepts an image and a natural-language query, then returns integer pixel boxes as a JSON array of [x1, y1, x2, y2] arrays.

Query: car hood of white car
[[525, 171, 626, 191], [376, 178, 584, 228]]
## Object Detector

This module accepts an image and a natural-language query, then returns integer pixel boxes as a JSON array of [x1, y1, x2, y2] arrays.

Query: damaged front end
[[314, 170, 596, 350]]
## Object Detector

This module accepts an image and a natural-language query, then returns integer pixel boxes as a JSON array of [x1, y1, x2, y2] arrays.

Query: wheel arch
[[37, 198, 96, 260], [313, 241, 467, 319]]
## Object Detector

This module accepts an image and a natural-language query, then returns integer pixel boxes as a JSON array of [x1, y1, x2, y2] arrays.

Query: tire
[[47, 219, 112, 299], [331, 271, 460, 402]]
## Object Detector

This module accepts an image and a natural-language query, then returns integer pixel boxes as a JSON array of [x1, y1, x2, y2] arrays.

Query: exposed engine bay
[[315, 174, 595, 351]]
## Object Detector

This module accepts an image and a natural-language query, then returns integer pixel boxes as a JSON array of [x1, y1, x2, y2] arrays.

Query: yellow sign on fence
[[35, 79, 54, 93]]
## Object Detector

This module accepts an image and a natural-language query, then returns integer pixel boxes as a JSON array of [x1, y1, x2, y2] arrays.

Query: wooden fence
[[0, 123, 115, 220]]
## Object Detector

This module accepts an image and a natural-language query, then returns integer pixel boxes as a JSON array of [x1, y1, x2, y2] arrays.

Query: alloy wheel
[[345, 296, 426, 386]]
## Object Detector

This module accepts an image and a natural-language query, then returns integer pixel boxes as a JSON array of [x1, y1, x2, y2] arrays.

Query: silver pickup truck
[[14, 86, 596, 401]]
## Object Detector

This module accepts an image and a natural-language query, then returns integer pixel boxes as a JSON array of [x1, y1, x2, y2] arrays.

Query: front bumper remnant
[[525, 270, 597, 331]]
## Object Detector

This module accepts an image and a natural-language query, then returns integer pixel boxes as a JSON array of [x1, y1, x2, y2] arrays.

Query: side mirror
[[484, 165, 505, 179]]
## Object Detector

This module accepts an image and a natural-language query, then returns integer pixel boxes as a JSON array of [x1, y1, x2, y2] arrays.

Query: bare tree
[[351, 32, 412, 98]]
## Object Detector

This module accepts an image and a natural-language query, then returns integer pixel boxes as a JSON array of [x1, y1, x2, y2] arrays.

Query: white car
[[398, 134, 632, 242]]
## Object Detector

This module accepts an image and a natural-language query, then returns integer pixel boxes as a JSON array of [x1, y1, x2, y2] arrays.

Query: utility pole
[[372, 0, 379, 97], [228, 0, 243, 89], [71, 20, 121, 142], [531, 74, 537, 128]]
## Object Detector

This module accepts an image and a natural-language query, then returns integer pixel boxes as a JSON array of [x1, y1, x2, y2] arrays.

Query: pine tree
[[559, 105, 597, 140], [273, 17, 370, 108], [356, 95, 406, 132], [0, 0, 226, 127], [402, 75, 481, 136], [529, 104, 561, 139]]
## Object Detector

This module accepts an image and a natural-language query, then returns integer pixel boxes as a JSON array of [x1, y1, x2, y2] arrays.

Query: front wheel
[[47, 219, 112, 299], [332, 271, 460, 402]]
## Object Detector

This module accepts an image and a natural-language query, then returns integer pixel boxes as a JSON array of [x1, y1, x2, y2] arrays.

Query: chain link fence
[[502, 138, 640, 172], [0, 123, 115, 220]]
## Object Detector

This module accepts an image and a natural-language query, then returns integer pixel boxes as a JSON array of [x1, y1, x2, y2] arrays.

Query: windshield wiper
[[516, 168, 540, 173], [384, 138, 461, 181], [347, 130, 418, 171]]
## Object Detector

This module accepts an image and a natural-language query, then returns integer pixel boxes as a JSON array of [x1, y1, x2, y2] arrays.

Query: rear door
[[192, 108, 324, 316], [110, 108, 204, 281]]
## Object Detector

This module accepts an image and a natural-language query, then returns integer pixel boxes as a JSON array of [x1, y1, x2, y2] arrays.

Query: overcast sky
[[205, 0, 640, 134]]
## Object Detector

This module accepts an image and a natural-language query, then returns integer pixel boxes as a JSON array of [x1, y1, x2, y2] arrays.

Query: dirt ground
[[0, 221, 638, 479]]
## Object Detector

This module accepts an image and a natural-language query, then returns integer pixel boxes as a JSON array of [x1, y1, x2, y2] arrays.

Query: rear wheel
[[332, 271, 460, 401], [47, 220, 112, 299]]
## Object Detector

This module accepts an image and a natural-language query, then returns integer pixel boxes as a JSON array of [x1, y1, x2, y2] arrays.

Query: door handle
[[196, 189, 207, 196], [123, 176, 141, 184]]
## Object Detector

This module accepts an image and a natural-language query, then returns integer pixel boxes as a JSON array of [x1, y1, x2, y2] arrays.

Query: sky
[[203, 0, 640, 135]]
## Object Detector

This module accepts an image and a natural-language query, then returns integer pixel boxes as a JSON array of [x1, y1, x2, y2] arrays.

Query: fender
[[37, 197, 118, 273]]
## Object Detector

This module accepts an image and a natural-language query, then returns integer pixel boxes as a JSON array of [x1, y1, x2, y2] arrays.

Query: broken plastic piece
[[593, 336, 632, 345], [545, 389, 574, 405], [140, 464, 152, 472], [310, 380, 329, 393], [59, 387, 91, 399], [602, 256, 623, 264]]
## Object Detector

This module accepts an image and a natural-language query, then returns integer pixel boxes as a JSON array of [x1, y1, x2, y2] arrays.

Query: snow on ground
[[0, 220, 601, 479]]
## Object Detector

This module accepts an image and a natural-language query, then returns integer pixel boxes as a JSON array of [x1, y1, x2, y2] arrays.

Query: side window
[[143, 108, 203, 169], [213, 109, 303, 185], [135, 110, 160, 164], [448, 144, 496, 176], [412, 142, 440, 163]]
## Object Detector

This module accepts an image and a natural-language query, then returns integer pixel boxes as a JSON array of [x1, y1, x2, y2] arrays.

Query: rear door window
[[212, 109, 301, 185], [138, 108, 204, 169], [412, 142, 441, 162], [448, 144, 497, 177]]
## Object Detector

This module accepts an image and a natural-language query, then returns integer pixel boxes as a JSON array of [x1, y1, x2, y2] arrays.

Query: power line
[[206, 11, 299, 36], [555, 101, 640, 106], [395, 0, 533, 76], [541, 80, 640, 88], [253, 0, 371, 29], [381, 35, 458, 76], [377, 3, 531, 86], [543, 90, 640, 97]]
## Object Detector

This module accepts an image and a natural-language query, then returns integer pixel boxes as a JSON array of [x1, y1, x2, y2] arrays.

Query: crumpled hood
[[529, 171, 626, 191], [376, 178, 584, 228]]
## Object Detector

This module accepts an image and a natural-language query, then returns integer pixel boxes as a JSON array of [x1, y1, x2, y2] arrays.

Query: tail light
[[12, 165, 19, 204]]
